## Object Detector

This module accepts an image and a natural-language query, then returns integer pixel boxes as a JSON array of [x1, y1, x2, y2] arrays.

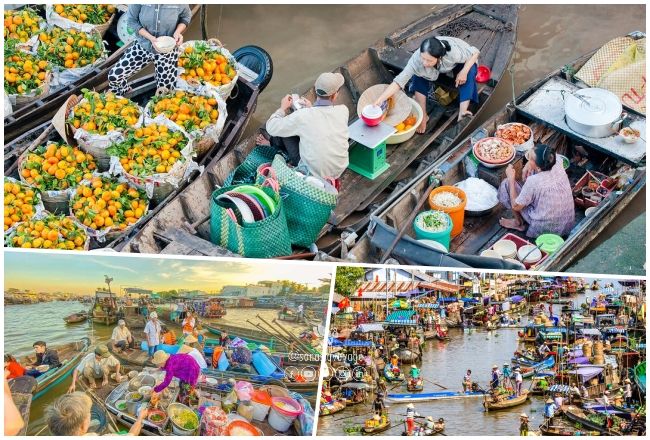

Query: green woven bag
[[271, 155, 338, 247], [224, 145, 278, 186], [209, 183, 291, 258]]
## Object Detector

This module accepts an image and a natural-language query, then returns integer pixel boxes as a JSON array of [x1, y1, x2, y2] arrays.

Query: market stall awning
[[415, 303, 439, 309], [568, 366, 604, 383], [420, 280, 461, 293], [438, 297, 458, 303], [357, 323, 385, 333], [460, 297, 479, 303], [568, 356, 591, 364], [579, 328, 602, 337], [396, 289, 422, 298], [328, 337, 343, 346], [357, 281, 421, 296], [342, 339, 373, 347], [510, 295, 525, 303], [386, 310, 416, 325]]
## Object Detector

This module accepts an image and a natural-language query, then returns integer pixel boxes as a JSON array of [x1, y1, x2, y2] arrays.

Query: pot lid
[[564, 88, 622, 126]]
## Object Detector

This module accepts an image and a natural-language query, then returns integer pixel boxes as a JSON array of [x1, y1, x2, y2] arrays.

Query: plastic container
[[386, 97, 423, 144], [226, 419, 262, 436], [413, 210, 453, 250], [250, 390, 272, 421], [268, 396, 302, 432], [428, 186, 467, 237], [535, 234, 565, 254], [168, 403, 199, 435], [234, 381, 254, 401], [237, 400, 254, 421]]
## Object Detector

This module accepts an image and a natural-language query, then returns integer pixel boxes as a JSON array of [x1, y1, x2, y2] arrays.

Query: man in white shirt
[[68, 345, 120, 392], [514, 367, 523, 396], [144, 312, 161, 358], [260, 72, 350, 180], [111, 319, 135, 352]]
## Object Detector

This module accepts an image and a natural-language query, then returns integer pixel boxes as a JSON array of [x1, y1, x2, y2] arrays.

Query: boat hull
[[387, 391, 486, 403]]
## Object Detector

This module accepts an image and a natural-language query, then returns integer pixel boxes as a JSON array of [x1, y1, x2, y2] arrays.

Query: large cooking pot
[[564, 88, 626, 138]]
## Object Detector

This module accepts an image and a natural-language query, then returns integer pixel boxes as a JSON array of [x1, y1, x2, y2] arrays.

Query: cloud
[[87, 257, 138, 274]]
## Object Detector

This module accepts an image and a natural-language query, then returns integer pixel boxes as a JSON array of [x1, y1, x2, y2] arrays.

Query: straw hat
[[492, 365, 498, 369], [149, 312, 158, 319], [152, 350, 170, 366], [184, 334, 198, 344], [546, 398, 554, 403], [520, 413, 528, 419], [357, 84, 411, 126], [178, 345, 194, 354], [427, 416, 434, 422], [407, 403, 415, 409]]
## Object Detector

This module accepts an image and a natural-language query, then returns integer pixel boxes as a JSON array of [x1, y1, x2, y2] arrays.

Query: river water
[[4, 301, 311, 435], [180, 4, 645, 274], [317, 284, 629, 436]]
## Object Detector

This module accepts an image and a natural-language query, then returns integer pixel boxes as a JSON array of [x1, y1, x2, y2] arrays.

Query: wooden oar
[[422, 377, 448, 390]]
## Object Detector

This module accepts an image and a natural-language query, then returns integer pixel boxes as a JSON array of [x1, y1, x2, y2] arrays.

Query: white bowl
[[480, 249, 502, 259], [154, 36, 176, 54], [362, 104, 383, 119], [517, 244, 542, 263], [492, 239, 517, 258], [585, 206, 597, 217]]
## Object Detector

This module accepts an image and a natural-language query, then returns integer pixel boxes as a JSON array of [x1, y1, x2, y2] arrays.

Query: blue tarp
[[438, 297, 458, 303], [386, 310, 416, 322], [343, 339, 373, 347], [460, 297, 479, 303], [510, 295, 525, 303]]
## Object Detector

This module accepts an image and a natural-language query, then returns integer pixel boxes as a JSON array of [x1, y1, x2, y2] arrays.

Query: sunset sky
[[4, 251, 333, 295]]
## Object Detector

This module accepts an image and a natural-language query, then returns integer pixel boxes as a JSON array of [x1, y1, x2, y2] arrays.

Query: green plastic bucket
[[536, 234, 564, 254], [413, 210, 453, 250]]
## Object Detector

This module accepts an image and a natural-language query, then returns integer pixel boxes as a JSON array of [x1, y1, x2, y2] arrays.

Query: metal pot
[[564, 88, 625, 138]]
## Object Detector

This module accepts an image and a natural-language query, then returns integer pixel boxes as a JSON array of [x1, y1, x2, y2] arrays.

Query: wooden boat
[[319, 397, 347, 416], [521, 356, 555, 379], [3, 5, 201, 143], [345, 32, 646, 270], [539, 419, 597, 436], [4, 69, 260, 250], [17, 337, 90, 400], [386, 390, 487, 403], [633, 361, 646, 394], [363, 417, 392, 434], [407, 377, 424, 392], [91, 285, 118, 326], [384, 364, 405, 382], [564, 405, 623, 436], [106, 340, 154, 367], [64, 311, 88, 324], [483, 389, 529, 411], [206, 324, 294, 353], [394, 347, 420, 363], [278, 310, 301, 323], [107, 4, 519, 257]]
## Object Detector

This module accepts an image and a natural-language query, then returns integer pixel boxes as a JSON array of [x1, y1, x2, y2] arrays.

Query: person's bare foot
[[457, 110, 473, 122], [416, 115, 429, 134], [256, 133, 270, 146], [499, 217, 526, 232]]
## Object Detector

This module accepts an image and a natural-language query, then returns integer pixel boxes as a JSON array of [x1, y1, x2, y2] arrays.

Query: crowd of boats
[[6, 284, 326, 435], [320, 275, 646, 435]]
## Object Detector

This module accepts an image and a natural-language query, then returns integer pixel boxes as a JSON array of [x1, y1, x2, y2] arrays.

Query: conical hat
[[357, 84, 412, 126]]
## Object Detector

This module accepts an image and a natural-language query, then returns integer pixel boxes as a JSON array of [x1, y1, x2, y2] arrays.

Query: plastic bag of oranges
[[69, 173, 149, 241], [5, 211, 88, 251], [46, 4, 116, 35], [4, 177, 44, 234], [107, 116, 198, 200], [4, 39, 52, 106], [145, 87, 227, 154], [177, 39, 239, 100], [3, 7, 46, 45]]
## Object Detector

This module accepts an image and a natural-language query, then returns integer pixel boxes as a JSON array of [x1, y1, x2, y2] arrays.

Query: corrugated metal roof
[[420, 280, 461, 293], [357, 281, 421, 294]]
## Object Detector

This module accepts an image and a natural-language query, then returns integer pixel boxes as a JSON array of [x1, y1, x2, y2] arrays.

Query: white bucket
[[268, 397, 302, 432], [250, 399, 271, 421]]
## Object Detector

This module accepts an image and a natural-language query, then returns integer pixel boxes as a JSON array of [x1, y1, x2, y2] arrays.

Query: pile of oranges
[[70, 176, 148, 232], [394, 114, 418, 133], [107, 123, 188, 177], [4, 8, 43, 43], [4, 42, 51, 96], [178, 43, 237, 87], [21, 143, 97, 191], [8, 213, 87, 250], [149, 90, 220, 132], [69, 89, 141, 134], [4, 179, 40, 232], [53, 4, 116, 25], [37, 27, 103, 69]]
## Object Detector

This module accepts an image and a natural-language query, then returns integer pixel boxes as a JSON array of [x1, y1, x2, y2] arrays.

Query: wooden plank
[[368, 47, 395, 84], [377, 46, 413, 71], [452, 206, 507, 255], [155, 228, 241, 257], [339, 66, 360, 104], [386, 4, 473, 47], [159, 241, 195, 255], [472, 4, 516, 25]]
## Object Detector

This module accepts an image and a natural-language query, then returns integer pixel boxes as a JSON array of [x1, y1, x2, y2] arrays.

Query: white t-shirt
[[514, 371, 523, 383], [144, 320, 161, 346], [111, 326, 132, 343], [266, 104, 350, 179], [185, 348, 207, 369]]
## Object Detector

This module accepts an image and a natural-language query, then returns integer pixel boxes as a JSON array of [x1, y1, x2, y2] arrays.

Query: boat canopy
[[415, 303, 439, 309], [385, 310, 417, 325], [357, 323, 385, 333], [510, 295, 525, 303], [328, 337, 343, 346], [438, 297, 458, 303], [568, 366, 604, 382], [579, 328, 602, 337], [460, 297, 479, 303], [568, 356, 591, 364]]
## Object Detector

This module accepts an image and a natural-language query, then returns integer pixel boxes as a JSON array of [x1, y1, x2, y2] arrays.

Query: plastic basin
[[268, 396, 302, 432], [413, 210, 453, 250], [535, 234, 564, 254], [250, 389, 272, 421], [386, 97, 423, 144], [428, 186, 467, 237]]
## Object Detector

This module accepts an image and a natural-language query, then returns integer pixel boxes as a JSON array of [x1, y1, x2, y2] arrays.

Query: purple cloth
[[568, 356, 590, 364], [498, 155, 575, 238], [154, 353, 201, 393]]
